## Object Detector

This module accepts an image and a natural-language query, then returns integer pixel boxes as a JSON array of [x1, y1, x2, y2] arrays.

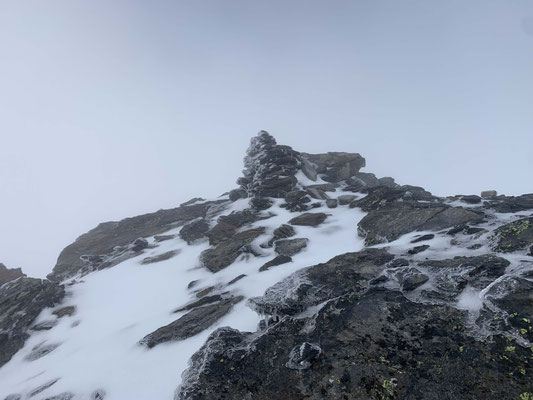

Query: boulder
[[401, 270, 429, 291], [179, 220, 209, 244], [481, 190, 498, 198], [259, 255, 292, 272], [139, 296, 243, 348], [484, 193, 533, 213], [411, 234, 435, 243], [228, 189, 247, 202], [200, 228, 265, 272], [300, 158, 317, 181], [289, 212, 328, 227], [326, 199, 338, 208], [337, 195, 357, 205], [274, 238, 309, 257]]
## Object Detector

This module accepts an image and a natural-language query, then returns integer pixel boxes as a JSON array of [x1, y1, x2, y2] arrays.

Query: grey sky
[[1, 1, 532, 277]]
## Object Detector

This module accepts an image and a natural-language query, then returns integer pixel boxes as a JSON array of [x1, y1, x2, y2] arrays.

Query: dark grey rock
[[174, 294, 224, 313], [304, 183, 338, 192], [178, 288, 532, 400], [154, 234, 176, 242], [274, 238, 309, 257], [28, 379, 59, 398], [31, 320, 58, 331], [131, 238, 149, 252], [179, 220, 209, 244], [301, 158, 317, 181], [200, 228, 265, 272], [289, 212, 328, 227], [460, 195, 481, 204], [249, 197, 273, 211], [249, 248, 393, 316], [0, 278, 65, 367], [206, 210, 268, 245], [180, 198, 205, 207], [306, 187, 329, 200], [285, 342, 321, 370], [227, 274, 247, 286], [485, 193, 533, 213], [402, 271, 429, 291], [90, 389, 106, 400], [411, 234, 435, 243], [141, 250, 180, 265], [407, 245, 430, 255], [492, 217, 533, 253], [389, 258, 409, 268], [337, 195, 357, 205], [259, 255, 292, 272], [326, 199, 338, 208], [42, 393, 74, 400], [228, 189, 247, 202], [481, 190, 498, 198], [358, 203, 483, 245], [0, 263, 25, 286], [140, 296, 243, 348]]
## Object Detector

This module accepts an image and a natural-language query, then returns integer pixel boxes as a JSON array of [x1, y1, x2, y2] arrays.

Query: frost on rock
[[285, 342, 322, 370]]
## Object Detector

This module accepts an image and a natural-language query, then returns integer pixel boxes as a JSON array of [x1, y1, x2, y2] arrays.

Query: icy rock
[[200, 227, 265, 272], [492, 217, 533, 253], [228, 188, 247, 201], [52, 306, 76, 318], [326, 199, 338, 208], [24, 342, 61, 361], [0, 278, 65, 367], [179, 219, 209, 244], [285, 342, 321, 370]]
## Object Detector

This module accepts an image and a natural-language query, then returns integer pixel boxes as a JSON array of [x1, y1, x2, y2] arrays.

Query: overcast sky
[[1, 1, 532, 277]]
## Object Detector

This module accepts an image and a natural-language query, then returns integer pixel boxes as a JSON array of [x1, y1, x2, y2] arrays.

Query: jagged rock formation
[[0, 263, 25, 286], [1, 131, 532, 400]]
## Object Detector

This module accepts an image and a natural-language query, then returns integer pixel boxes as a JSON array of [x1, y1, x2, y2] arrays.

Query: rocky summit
[[0, 131, 532, 400]]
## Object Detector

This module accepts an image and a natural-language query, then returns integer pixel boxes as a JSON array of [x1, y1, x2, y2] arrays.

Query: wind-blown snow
[[0, 191, 366, 399]]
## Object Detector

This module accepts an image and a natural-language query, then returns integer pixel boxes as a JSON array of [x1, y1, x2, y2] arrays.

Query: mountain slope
[[0, 132, 532, 400]]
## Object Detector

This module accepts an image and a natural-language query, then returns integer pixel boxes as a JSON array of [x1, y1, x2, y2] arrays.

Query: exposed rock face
[[200, 228, 265, 272], [354, 186, 484, 245], [0, 263, 25, 286], [48, 201, 221, 281], [301, 152, 365, 183], [0, 278, 65, 367], [177, 249, 532, 400], [274, 238, 309, 257], [289, 212, 328, 227], [485, 193, 533, 213], [493, 217, 533, 253], [140, 296, 243, 348]]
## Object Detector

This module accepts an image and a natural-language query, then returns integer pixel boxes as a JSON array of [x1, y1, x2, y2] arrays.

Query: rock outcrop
[[0, 278, 65, 367], [0, 263, 25, 286]]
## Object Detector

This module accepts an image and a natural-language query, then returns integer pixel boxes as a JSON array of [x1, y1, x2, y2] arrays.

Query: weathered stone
[[28, 379, 60, 398], [153, 234, 176, 242], [326, 199, 338, 208], [206, 210, 267, 245], [178, 288, 532, 400], [304, 183, 338, 192], [407, 245, 430, 255], [249, 197, 273, 211], [249, 249, 393, 316], [481, 190, 498, 198], [140, 297, 243, 348], [389, 258, 409, 268], [0, 263, 25, 286], [174, 294, 224, 313], [141, 250, 179, 265], [227, 274, 247, 286], [401, 270, 429, 291], [0, 278, 65, 367], [200, 228, 265, 272], [358, 203, 483, 245], [484, 193, 533, 213], [460, 195, 481, 204], [337, 195, 357, 205], [179, 220, 209, 244], [300, 158, 317, 181], [259, 255, 292, 272], [411, 233, 435, 243], [289, 212, 328, 227], [180, 198, 205, 207], [306, 187, 329, 200], [493, 217, 533, 253], [274, 238, 308, 257]]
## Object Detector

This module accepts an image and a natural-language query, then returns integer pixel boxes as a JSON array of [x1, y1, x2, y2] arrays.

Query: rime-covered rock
[[0, 263, 25, 286]]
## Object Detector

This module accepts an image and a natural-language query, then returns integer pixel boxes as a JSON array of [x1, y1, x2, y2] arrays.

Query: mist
[[1, 0, 532, 277]]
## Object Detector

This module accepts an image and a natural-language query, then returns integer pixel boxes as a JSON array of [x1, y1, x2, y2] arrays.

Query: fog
[[1, 1, 532, 277]]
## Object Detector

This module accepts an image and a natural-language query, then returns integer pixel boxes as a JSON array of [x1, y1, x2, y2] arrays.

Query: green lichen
[[520, 392, 533, 400], [382, 379, 397, 397], [459, 345, 464, 353], [506, 346, 516, 352]]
